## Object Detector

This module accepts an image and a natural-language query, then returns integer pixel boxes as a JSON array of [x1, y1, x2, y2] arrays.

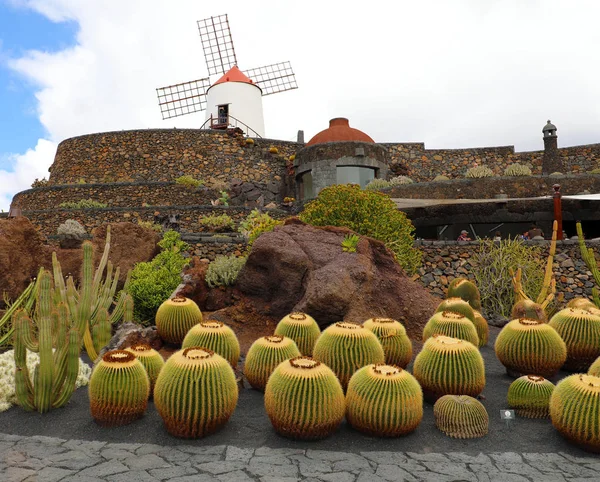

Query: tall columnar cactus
[[243, 335, 301, 391], [124, 344, 165, 396], [576, 222, 600, 307], [313, 322, 385, 390], [345, 364, 423, 437], [423, 311, 479, 346], [182, 320, 240, 368], [447, 278, 481, 311], [507, 375, 555, 419], [433, 395, 489, 439], [88, 350, 150, 426], [362, 318, 412, 368], [13, 271, 81, 413], [155, 296, 203, 345], [413, 335, 485, 402], [0, 273, 39, 348], [589, 357, 600, 377], [154, 347, 238, 438], [274, 312, 321, 356], [264, 356, 345, 440], [435, 297, 475, 322], [550, 374, 600, 452], [511, 299, 547, 322], [549, 308, 600, 372], [472, 311, 489, 347], [495, 318, 567, 378]]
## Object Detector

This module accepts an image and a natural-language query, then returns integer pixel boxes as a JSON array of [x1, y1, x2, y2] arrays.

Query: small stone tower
[[542, 120, 562, 174]]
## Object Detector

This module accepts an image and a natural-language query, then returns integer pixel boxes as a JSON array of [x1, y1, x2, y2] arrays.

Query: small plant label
[[501, 409, 515, 428]]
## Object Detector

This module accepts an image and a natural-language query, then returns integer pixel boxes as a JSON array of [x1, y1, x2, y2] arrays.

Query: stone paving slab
[[2, 433, 600, 482]]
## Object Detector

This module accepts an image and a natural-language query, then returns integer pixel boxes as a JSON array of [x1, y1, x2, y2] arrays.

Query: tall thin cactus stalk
[[576, 222, 600, 307], [0, 271, 41, 348]]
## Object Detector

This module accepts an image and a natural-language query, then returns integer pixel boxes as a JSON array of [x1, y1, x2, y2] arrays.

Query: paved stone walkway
[[2, 432, 600, 482]]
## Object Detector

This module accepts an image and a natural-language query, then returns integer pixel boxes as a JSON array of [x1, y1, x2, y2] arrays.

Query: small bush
[[389, 176, 414, 186], [365, 179, 391, 190], [589, 168, 600, 174], [341, 233, 359, 253], [59, 199, 107, 209], [466, 166, 494, 178], [218, 191, 230, 206], [433, 175, 450, 182], [269, 146, 279, 154], [199, 213, 234, 232], [31, 178, 48, 188], [137, 220, 163, 232], [175, 175, 204, 189], [205, 255, 247, 288], [549, 172, 563, 177], [239, 209, 283, 248], [504, 164, 532, 176], [245, 138, 255, 145], [57, 219, 86, 238]]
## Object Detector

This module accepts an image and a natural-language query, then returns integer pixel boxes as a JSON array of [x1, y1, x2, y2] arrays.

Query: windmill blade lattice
[[244, 62, 298, 96], [156, 78, 210, 120], [197, 14, 238, 76]]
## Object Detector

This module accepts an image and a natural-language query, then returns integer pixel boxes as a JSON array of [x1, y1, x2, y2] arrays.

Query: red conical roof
[[307, 118, 374, 146], [212, 66, 255, 86]]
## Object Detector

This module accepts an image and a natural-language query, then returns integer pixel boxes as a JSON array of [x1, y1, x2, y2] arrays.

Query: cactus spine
[[124, 344, 165, 395], [362, 318, 412, 368], [435, 297, 475, 322], [413, 335, 485, 402], [495, 318, 567, 378], [550, 374, 600, 452], [155, 296, 203, 344], [264, 356, 345, 440], [313, 322, 385, 390], [447, 278, 481, 311], [472, 311, 489, 347], [154, 347, 238, 438], [345, 364, 423, 437], [507, 375, 555, 419], [244, 335, 301, 391], [274, 312, 321, 356], [434, 395, 489, 439], [182, 320, 240, 368], [423, 311, 479, 346], [549, 308, 600, 371], [88, 350, 150, 426]]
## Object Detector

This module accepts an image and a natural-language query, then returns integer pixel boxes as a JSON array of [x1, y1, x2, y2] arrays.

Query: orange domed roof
[[212, 66, 255, 86], [307, 118, 374, 146]]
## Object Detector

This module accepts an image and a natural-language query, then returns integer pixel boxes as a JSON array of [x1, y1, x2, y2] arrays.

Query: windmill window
[[336, 166, 376, 189], [217, 104, 229, 125]]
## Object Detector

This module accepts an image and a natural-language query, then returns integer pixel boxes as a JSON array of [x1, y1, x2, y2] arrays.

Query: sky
[[1, 0, 600, 210]]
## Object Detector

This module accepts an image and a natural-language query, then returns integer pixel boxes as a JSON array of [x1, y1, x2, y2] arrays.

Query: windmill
[[156, 14, 298, 138]]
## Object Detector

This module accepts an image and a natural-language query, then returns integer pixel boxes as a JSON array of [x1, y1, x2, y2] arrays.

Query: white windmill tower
[[156, 14, 298, 138]]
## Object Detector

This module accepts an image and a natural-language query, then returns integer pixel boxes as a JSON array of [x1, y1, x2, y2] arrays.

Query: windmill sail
[[156, 78, 210, 120], [197, 14, 238, 76], [244, 62, 298, 96]]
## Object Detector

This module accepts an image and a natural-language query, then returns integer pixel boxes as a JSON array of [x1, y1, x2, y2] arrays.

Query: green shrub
[[589, 168, 600, 174], [199, 214, 234, 232], [389, 176, 414, 186], [205, 255, 247, 288], [128, 231, 189, 324], [218, 191, 230, 206], [473, 239, 544, 317], [466, 166, 494, 178], [433, 175, 450, 182], [137, 220, 163, 232], [239, 209, 283, 248], [175, 175, 204, 188], [504, 164, 532, 176], [365, 179, 391, 190], [59, 199, 107, 209], [299, 184, 421, 274]]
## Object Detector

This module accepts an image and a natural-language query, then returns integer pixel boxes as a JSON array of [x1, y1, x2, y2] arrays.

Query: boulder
[[98, 322, 163, 361]]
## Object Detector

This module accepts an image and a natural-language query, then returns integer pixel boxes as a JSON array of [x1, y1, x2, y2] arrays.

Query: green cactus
[[264, 356, 345, 440], [511, 299, 547, 322], [549, 308, 600, 372], [154, 347, 238, 438], [88, 350, 150, 426], [507, 375, 555, 419], [447, 278, 481, 311], [243, 335, 301, 391], [124, 344, 165, 396], [182, 320, 240, 368], [274, 312, 321, 356], [472, 311, 489, 347], [362, 318, 412, 368], [423, 311, 479, 346], [435, 297, 475, 322], [567, 297, 597, 311], [433, 395, 489, 439], [589, 357, 600, 377], [576, 222, 600, 307], [550, 374, 600, 452], [495, 318, 567, 378], [345, 364, 423, 437], [413, 335, 485, 402], [13, 271, 80, 413], [155, 296, 203, 345], [313, 322, 385, 390]]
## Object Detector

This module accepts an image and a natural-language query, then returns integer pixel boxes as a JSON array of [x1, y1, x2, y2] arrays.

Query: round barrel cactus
[[89, 350, 150, 426], [507, 375, 555, 419], [550, 374, 600, 452], [589, 357, 600, 377], [495, 318, 567, 378], [447, 278, 481, 311], [243, 335, 301, 391], [433, 395, 488, 439], [182, 320, 240, 368], [423, 311, 479, 346], [154, 347, 238, 438], [511, 299, 547, 322], [413, 335, 485, 402], [549, 308, 600, 371], [362, 318, 412, 368], [567, 297, 597, 311], [472, 311, 489, 347], [274, 312, 321, 356], [124, 344, 165, 396], [346, 364, 423, 437], [264, 356, 345, 440], [155, 296, 202, 344], [435, 297, 475, 322], [313, 322, 385, 390]]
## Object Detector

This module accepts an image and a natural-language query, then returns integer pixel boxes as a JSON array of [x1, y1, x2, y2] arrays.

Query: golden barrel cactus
[[124, 344, 165, 396], [423, 311, 479, 346], [413, 335, 485, 402], [155, 296, 202, 344], [433, 395, 489, 439], [243, 335, 301, 391], [182, 320, 240, 368], [154, 347, 238, 438], [447, 278, 481, 311], [89, 350, 150, 426], [435, 297, 475, 322], [589, 357, 600, 377], [507, 375, 555, 419], [511, 299, 547, 322], [362, 318, 412, 368], [345, 364, 423, 437], [274, 312, 320, 356], [549, 308, 600, 372], [264, 356, 345, 440], [472, 311, 489, 347], [567, 297, 597, 311], [550, 374, 600, 452], [313, 322, 385, 390]]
